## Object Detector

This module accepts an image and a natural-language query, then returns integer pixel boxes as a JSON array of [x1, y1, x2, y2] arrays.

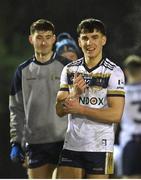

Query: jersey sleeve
[[60, 65, 69, 91], [107, 66, 125, 97], [9, 66, 25, 144]]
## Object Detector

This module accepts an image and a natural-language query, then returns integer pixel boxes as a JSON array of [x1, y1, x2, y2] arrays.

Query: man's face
[[78, 29, 106, 59], [29, 30, 56, 55], [61, 51, 78, 61]]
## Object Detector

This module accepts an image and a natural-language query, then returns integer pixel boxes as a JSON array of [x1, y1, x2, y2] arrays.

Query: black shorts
[[26, 141, 64, 169], [122, 136, 141, 175], [58, 149, 114, 175]]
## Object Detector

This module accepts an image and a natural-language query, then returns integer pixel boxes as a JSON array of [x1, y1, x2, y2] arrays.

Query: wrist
[[11, 142, 21, 147], [68, 91, 79, 99]]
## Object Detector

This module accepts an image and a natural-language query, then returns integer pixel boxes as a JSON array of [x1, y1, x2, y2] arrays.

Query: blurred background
[[0, 0, 141, 178]]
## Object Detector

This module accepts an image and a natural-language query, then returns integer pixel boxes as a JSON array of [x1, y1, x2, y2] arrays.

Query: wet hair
[[77, 18, 106, 36], [30, 19, 55, 34], [123, 54, 141, 74]]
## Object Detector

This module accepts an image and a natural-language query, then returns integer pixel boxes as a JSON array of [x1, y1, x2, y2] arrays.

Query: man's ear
[[29, 35, 33, 45], [102, 35, 107, 46], [78, 38, 82, 48], [52, 34, 56, 44], [124, 69, 129, 77]]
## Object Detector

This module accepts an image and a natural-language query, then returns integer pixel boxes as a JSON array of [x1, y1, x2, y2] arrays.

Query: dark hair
[[30, 19, 55, 34], [124, 54, 141, 73], [77, 18, 106, 36]]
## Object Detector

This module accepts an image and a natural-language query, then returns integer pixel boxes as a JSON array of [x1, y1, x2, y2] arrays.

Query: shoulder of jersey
[[67, 58, 83, 67], [102, 58, 116, 70], [18, 57, 33, 70]]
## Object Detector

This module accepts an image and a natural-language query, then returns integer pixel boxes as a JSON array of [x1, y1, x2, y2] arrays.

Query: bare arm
[[56, 73, 87, 117], [63, 96, 125, 123], [56, 91, 69, 117]]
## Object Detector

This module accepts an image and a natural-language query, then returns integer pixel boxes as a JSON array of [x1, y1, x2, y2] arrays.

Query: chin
[[87, 54, 95, 59]]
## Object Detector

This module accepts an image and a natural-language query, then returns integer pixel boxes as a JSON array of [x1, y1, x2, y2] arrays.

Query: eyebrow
[[81, 34, 99, 39]]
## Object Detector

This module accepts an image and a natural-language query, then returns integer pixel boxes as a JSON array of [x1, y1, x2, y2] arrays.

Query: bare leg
[[28, 163, 56, 179], [122, 175, 141, 179], [56, 166, 85, 179], [86, 174, 109, 179]]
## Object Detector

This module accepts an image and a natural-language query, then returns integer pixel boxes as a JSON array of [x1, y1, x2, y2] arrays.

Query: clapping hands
[[72, 73, 87, 97]]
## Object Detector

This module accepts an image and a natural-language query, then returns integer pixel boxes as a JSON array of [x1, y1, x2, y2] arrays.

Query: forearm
[[56, 101, 68, 117], [10, 118, 24, 143], [56, 90, 70, 117], [79, 105, 123, 123], [56, 89, 81, 117], [9, 95, 25, 143]]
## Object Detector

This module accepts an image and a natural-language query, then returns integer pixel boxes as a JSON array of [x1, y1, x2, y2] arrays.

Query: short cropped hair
[[30, 19, 55, 35], [123, 54, 141, 73], [77, 18, 106, 36]]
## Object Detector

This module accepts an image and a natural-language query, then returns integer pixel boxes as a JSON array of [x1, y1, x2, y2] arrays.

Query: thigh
[[56, 166, 84, 179], [58, 149, 84, 168], [58, 149, 85, 178], [28, 163, 56, 179], [84, 152, 114, 176], [26, 141, 64, 168]]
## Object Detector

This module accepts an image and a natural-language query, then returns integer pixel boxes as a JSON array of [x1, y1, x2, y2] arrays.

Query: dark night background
[[0, 0, 141, 178]]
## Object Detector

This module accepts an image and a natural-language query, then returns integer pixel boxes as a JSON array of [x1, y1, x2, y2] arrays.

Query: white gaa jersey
[[60, 57, 125, 152], [119, 83, 141, 148]]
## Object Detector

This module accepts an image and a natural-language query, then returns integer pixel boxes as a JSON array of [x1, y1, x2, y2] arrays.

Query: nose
[[42, 40, 46, 45], [86, 39, 92, 45]]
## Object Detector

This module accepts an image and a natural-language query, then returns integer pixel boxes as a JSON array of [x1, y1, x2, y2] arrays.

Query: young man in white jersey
[[119, 55, 141, 178], [56, 18, 125, 179]]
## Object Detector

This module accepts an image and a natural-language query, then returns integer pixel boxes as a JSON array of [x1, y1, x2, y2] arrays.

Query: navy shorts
[[58, 149, 114, 175], [122, 135, 141, 175], [26, 141, 64, 169]]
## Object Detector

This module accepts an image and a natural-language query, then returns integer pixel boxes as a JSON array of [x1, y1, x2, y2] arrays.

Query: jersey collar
[[33, 53, 55, 65], [83, 57, 105, 73]]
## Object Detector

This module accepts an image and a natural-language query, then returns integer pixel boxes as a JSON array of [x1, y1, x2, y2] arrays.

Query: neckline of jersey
[[83, 57, 105, 73]]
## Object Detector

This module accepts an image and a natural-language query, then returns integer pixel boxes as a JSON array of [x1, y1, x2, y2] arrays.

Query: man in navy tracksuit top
[[9, 19, 70, 178]]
